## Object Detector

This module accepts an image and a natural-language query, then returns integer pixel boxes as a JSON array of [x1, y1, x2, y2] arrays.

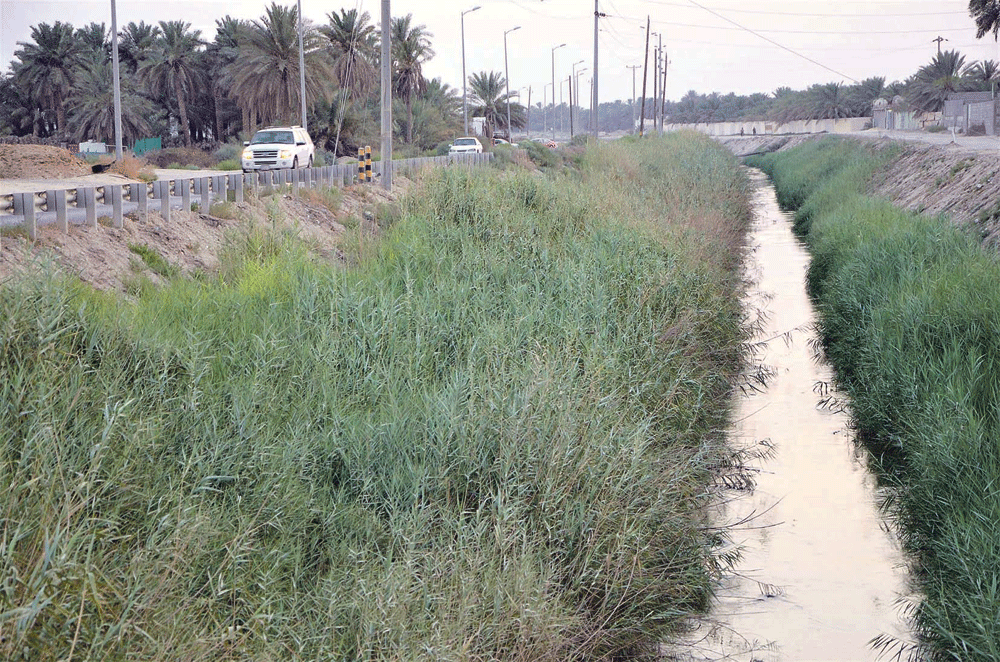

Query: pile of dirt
[[0, 145, 92, 179]]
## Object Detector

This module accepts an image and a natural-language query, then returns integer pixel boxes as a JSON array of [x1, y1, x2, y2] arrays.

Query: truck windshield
[[454, 138, 476, 145]]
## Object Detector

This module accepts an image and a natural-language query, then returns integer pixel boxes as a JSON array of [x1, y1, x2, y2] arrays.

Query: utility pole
[[933, 35, 948, 55], [298, 0, 307, 130], [639, 17, 650, 137], [380, 0, 392, 190], [110, 0, 123, 160], [592, 0, 602, 140], [660, 50, 669, 132], [627, 65, 640, 133], [652, 40, 659, 132]]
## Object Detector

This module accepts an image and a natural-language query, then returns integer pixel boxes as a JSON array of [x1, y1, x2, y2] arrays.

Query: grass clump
[[127, 242, 179, 278], [1, 132, 752, 660], [755, 136, 1000, 661]]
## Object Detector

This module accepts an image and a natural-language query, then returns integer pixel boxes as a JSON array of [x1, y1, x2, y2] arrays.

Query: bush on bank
[[0, 132, 752, 660], [749, 138, 1000, 662]]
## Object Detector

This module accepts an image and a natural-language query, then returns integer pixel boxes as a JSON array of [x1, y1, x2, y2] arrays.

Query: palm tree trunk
[[214, 85, 223, 142], [407, 96, 413, 144], [173, 73, 191, 146]]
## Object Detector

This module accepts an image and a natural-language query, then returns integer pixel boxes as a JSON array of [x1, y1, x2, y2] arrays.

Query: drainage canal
[[669, 170, 913, 661]]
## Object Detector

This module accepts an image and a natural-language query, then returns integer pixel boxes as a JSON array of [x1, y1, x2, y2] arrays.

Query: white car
[[242, 126, 315, 172], [492, 137, 518, 147], [449, 137, 484, 154]]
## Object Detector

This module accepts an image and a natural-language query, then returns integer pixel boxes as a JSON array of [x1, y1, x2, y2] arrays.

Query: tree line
[[4, 0, 1000, 151], [0, 4, 530, 155]]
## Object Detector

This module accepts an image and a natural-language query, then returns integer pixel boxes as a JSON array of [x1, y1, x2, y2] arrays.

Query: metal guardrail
[[0, 152, 493, 241]]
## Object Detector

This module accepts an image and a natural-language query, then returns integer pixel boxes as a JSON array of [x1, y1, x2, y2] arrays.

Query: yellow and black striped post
[[357, 147, 365, 184], [365, 146, 373, 183]]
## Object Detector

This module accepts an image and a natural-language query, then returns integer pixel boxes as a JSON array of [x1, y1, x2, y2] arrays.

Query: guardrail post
[[181, 179, 192, 211], [14, 192, 37, 240], [47, 189, 68, 233], [200, 177, 211, 211], [290, 168, 300, 195], [156, 180, 171, 221], [129, 183, 146, 217], [229, 174, 243, 203], [110, 184, 123, 228], [78, 187, 97, 227]]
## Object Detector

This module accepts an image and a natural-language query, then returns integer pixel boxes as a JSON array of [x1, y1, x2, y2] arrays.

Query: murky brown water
[[668, 171, 912, 661]]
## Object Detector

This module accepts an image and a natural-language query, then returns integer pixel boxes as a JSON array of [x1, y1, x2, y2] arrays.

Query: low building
[[872, 96, 920, 130]]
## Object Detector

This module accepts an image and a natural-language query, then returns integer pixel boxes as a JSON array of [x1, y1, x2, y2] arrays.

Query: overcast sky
[[2, 0, 998, 105]]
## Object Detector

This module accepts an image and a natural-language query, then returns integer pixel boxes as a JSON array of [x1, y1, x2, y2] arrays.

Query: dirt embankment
[[718, 133, 1000, 245], [0, 144, 92, 179], [1, 180, 407, 293]]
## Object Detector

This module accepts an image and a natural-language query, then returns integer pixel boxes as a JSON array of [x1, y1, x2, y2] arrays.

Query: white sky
[[2, 0, 998, 105]]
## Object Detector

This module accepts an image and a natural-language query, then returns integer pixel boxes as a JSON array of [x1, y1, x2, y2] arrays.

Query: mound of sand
[[0, 145, 92, 179]]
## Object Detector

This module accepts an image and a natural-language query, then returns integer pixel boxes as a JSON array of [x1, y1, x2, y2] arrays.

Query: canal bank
[[668, 170, 913, 661]]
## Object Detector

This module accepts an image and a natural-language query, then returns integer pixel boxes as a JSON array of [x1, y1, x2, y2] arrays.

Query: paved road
[[847, 128, 1000, 151]]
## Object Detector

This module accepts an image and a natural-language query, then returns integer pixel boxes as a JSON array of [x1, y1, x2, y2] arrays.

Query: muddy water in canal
[[669, 171, 913, 661]]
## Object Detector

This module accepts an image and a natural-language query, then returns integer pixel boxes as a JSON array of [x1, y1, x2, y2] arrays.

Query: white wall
[[663, 117, 871, 136]]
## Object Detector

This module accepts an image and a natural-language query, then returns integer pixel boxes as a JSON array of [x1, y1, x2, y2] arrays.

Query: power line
[[683, 0, 860, 83], [604, 14, 974, 36]]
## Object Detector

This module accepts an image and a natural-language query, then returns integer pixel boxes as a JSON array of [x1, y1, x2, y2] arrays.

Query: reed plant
[[753, 137, 1000, 661], [0, 132, 751, 660]]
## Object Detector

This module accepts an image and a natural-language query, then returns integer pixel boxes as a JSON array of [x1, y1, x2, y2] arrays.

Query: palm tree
[[970, 0, 1000, 39], [119, 21, 161, 74], [391, 14, 434, 144], [966, 59, 999, 91], [321, 8, 377, 99], [804, 82, 853, 119], [11, 21, 83, 139], [139, 21, 204, 146], [207, 16, 248, 140], [68, 54, 153, 143], [469, 70, 515, 144], [75, 23, 109, 58], [907, 50, 971, 112], [227, 3, 333, 131]]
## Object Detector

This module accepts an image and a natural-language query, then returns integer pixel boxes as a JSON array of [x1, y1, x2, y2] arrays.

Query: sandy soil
[[0, 145, 92, 180]]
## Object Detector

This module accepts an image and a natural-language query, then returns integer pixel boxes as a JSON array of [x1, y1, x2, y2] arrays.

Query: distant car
[[492, 137, 519, 147], [449, 137, 484, 154], [241, 126, 314, 172]]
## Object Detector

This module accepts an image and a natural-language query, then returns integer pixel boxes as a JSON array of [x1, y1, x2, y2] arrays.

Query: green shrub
[[216, 159, 240, 171], [213, 142, 242, 163], [1, 134, 753, 660]]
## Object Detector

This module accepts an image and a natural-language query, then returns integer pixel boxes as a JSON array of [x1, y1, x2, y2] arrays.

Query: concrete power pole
[[380, 0, 392, 190], [110, 0, 123, 160], [639, 18, 650, 137], [298, 0, 307, 130]]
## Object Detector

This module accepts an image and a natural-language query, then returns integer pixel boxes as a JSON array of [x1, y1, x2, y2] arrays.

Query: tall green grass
[[0, 132, 751, 660], [752, 137, 1000, 661]]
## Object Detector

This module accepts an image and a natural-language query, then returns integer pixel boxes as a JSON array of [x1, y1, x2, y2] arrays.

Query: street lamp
[[504, 26, 521, 142], [571, 60, 585, 138], [551, 43, 566, 140], [461, 6, 482, 135], [543, 82, 552, 138]]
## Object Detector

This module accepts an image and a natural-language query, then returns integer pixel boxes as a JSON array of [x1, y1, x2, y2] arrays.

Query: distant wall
[[664, 117, 871, 136]]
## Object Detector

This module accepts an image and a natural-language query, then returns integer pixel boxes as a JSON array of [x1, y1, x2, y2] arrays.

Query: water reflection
[[666, 170, 912, 661]]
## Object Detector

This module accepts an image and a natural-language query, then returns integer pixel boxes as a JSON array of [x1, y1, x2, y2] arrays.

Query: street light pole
[[551, 43, 566, 141], [461, 6, 481, 135], [504, 26, 521, 142], [380, 0, 392, 190], [110, 0, 123, 160], [571, 61, 585, 138]]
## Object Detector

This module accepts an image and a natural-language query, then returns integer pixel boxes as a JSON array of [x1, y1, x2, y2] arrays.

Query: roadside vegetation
[[749, 138, 1000, 661], [1, 132, 752, 660]]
